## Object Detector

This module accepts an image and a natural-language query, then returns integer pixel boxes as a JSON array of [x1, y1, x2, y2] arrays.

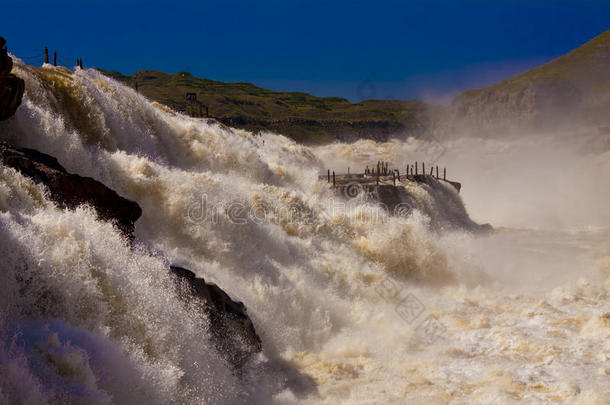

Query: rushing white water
[[0, 60, 608, 404]]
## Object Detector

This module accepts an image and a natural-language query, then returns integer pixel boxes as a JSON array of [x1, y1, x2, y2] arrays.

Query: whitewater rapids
[[0, 60, 608, 404]]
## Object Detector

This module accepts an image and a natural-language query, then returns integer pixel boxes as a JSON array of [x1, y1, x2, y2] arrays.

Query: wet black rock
[[170, 265, 262, 368], [0, 143, 142, 240], [0, 37, 25, 121]]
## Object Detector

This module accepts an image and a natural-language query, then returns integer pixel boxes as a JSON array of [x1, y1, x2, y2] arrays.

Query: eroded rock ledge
[[1, 37, 262, 369], [170, 265, 262, 368], [0, 142, 263, 367], [0, 142, 142, 240]]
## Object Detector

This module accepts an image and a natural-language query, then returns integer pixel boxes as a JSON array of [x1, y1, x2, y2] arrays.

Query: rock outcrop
[[217, 115, 431, 144], [1, 38, 263, 371], [439, 30, 610, 136], [170, 265, 262, 368], [0, 37, 25, 121], [0, 143, 142, 240], [0, 142, 262, 367]]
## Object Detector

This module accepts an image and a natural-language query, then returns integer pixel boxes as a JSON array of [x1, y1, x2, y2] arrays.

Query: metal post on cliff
[[44, 47, 49, 64], [53, 51, 57, 66]]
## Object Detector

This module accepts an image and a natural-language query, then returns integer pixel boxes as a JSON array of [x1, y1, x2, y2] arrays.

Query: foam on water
[[0, 60, 608, 404]]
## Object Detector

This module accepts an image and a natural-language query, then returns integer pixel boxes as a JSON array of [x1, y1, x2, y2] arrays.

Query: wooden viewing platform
[[319, 161, 461, 196]]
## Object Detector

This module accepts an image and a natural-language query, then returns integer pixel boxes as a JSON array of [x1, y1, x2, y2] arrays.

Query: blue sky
[[2, 0, 608, 103]]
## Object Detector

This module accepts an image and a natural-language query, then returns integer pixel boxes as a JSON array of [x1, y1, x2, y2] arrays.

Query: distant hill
[[98, 30, 610, 142], [443, 30, 610, 135], [98, 69, 439, 144]]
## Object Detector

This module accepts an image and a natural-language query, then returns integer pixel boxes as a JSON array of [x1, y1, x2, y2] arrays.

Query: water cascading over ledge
[[0, 54, 562, 404]]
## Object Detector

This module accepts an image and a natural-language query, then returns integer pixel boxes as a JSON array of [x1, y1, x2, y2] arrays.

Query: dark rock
[[170, 265, 262, 368], [0, 75, 24, 121], [335, 176, 492, 233], [217, 115, 425, 144], [0, 143, 142, 240], [0, 37, 25, 121]]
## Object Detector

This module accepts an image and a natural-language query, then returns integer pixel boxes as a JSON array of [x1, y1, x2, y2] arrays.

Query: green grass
[[448, 29, 610, 130], [454, 30, 610, 103], [96, 68, 437, 144], [98, 30, 610, 140]]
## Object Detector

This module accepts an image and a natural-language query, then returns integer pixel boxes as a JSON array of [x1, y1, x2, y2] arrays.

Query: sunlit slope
[[445, 30, 610, 134], [98, 69, 438, 144]]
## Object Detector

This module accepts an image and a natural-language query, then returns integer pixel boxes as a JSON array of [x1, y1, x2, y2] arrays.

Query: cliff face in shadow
[[0, 36, 25, 121], [438, 30, 610, 136]]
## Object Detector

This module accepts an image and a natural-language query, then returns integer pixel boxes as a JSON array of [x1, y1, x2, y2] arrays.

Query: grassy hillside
[[98, 69, 439, 144], [98, 30, 610, 141], [447, 29, 610, 133]]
